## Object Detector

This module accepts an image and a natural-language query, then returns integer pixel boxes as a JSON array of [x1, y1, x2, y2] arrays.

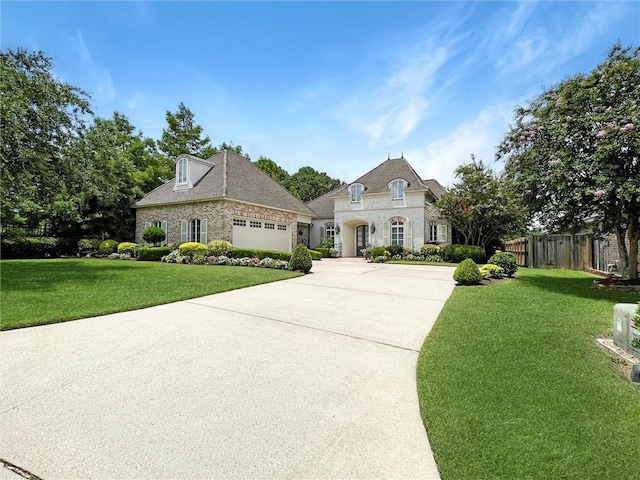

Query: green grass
[[0, 258, 301, 330], [418, 268, 640, 480]]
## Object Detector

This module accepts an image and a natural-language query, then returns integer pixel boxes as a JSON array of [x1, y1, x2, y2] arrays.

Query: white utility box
[[613, 303, 640, 360]]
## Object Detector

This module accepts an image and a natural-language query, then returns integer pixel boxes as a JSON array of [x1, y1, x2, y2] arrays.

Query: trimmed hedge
[[315, 247, 330, 258], [386, 244, 404, 256], [1, 236, 62, 258], [117, 242, 137, 255], [487, 251, 518, 277], [308, 249, 323, 261], [136, 246, 171, 262], [441, 244, 486, 263], [207, 239, 233, 256], [289, 244, 313, 273], [99, 239, 119, 255], [371, 246, 387, 258], [179, 242, 208, 257], [229, 248, 292, 261]]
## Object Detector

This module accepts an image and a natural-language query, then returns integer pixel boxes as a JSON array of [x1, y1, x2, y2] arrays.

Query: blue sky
[[4, 1, 639, 187]]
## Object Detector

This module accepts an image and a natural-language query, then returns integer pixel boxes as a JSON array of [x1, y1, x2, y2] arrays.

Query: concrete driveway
[[1, 260, 455, 479]]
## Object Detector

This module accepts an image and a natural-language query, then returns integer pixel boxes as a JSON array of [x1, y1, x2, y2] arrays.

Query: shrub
[[487, 251, 518, 277], [289, 244, 313, 273], [308, 249, 323, 260], [0, 236, 61, 258], [479, 264, 504, 279], [161, 250, 188, 264], [371, 255, 387, 263], [386, 244, 404, 256], [403, 247, 413, 257], [361, 246, 373, 259], [99, 239, 119, 255], [137, 246, 171, 262], [117, 242, 137, 255], [315, 247, 330, 258], [425, 254, 443, 263], [441, 244, 486, 263], [179, 242, 208, 257], [207, 239, 233, 256], [453, 258, 482, 285], [320, 236, 334, 248], [229, 248, 292, 261], [78, 238, 102, 256], [258, 257, 290, 270], [421, 244, 441, 256], [370, 246, 387, 258], [142, 226, 166, 246]]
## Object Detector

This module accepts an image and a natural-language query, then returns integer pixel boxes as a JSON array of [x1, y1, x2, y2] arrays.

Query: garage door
[[232, 218, 291, 252]]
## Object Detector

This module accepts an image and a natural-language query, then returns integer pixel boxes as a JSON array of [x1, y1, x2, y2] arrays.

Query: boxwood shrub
[[137, 246, 171, 262], [453, 258, 482, 285], [99, 239, 119, 255], [289, 244, 313, 273], [207, 239, 233, 256], [179, 242, 208, 257], [117, 242, 137, 255], [441, 244, 486, 263], [487, 251, 518, 277], [385, 244, 404, 256], [78, 238, 102, 256], [370, 246, 387, 258], [315, 247, 330, 258]]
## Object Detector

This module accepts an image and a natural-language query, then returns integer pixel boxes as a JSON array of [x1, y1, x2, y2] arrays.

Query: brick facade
[[135, 199, 298, 249], [595, 233, 640, 273]]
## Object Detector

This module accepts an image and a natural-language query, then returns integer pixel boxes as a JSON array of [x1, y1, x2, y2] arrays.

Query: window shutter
[[383, 222, 390, 246], [437, 224, 448, 243], [200, 218, 208, 244], [320, 227, 325, 239], [181, 220, 188, 243], [161, 220, 168, 240], [144, 222, 151, 229], [404, 221, 412, 250]]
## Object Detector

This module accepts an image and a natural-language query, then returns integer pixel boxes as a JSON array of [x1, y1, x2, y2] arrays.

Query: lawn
[[0, 258, 301, 330], [418, 268, 640, 480]]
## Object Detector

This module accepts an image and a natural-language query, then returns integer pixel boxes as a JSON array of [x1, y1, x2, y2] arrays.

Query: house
[[307, 156, 450, 257], [134, 150, 315, 252]]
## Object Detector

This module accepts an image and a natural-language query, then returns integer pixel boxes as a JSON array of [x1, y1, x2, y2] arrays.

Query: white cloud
[[75, 32, 115, 102], [406, 103, 514, 187]]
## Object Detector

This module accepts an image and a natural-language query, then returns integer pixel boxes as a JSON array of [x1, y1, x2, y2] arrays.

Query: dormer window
[[350, 184, 363, 203], [390, 179, 406, 199], [177, 158, 188, 185]]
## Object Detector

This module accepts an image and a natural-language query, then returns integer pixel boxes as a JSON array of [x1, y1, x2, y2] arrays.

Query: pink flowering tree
[[498, 44, 640, 279]]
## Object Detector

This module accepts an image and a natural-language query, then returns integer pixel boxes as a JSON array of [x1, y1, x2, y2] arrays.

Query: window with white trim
[[177, 158, 188, 184], [391, 180, 404, 199], [325, 223, 335, 238], [265, 223, 275, 230], [391, 221, 404, 246], [428, 222, 438, 242], [233, 218, 246, 227], [350, 184, 363, 202], [437, 224, 448, 243], [189, 219, 201, 242], [250, 221, 262, 228]]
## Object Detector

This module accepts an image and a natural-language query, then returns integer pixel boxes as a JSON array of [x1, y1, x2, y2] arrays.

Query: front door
[[356, 225, 369, 256]]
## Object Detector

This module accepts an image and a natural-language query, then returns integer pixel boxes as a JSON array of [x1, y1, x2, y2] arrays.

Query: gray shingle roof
[[306, 186, 341, 218], [329, 157, 446, 200], [135, 150, 316, 216]]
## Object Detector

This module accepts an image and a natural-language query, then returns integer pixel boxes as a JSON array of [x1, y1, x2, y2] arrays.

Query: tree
[[254, 155, 296, 191], [289, 166, 343, 202], [437, 157, 527, 251], [1, 48, 92, 225], [498, 44, 640, 279], [157, 102, 216, 160]]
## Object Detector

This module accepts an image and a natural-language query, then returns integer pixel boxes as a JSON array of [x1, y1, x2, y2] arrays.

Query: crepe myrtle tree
[[498, 44, 640, 279]]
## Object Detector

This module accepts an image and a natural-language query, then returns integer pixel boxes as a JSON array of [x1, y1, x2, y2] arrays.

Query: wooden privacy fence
[[505, 234, 593, 270]]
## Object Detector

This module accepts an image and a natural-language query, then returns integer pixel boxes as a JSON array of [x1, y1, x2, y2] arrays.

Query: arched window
[[177, 158, 188, 184], [325, 222, 335, 239], [391, 221, 404, 246]]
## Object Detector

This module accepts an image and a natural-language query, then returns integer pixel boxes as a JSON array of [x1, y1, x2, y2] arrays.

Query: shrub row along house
[[134, 150, 451, 256]]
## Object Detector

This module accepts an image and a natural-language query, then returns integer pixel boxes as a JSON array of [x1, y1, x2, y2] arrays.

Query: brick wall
[[135, 200, 298, 249], [599, 233, 640, 273]]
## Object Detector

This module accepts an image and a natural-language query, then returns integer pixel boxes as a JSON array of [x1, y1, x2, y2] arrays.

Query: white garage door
[[232, 218, 291, 252]]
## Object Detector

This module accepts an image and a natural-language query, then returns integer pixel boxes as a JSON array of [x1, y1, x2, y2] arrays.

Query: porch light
[[336, 225, 341, 234], [370, 222, 376, 233]]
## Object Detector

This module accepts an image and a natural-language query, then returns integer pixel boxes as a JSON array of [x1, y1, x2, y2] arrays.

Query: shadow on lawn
[[517, 268, 640, 304], [0, 258, 152, 292]]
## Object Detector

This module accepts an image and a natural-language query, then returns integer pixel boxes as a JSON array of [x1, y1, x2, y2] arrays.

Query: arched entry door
[[356, 224, 369, 256]]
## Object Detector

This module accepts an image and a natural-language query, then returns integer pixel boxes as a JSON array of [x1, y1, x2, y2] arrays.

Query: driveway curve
[[1, 260, 455, 479]]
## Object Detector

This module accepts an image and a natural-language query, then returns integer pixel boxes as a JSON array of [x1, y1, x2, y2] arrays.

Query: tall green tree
[[498, 44, 640, 279], [157, 102, 216, 160], [437, 157, 527, 250], [254, 156, 292, 185], [289, 166, 343, 202], [1, 48, 92, 225]]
